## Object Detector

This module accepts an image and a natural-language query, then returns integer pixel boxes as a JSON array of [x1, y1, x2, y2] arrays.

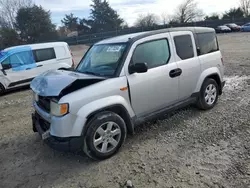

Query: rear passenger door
[[33, 48, 57, 75], [170, 31, 201, 100]]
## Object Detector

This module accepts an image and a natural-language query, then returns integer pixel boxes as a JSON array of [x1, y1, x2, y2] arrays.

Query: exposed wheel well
[[205, 74, 222, 95], [86, 105, 135, 135]]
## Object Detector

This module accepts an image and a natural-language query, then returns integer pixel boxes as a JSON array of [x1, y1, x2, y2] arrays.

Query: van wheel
[[0, 84, 5, 95], [197, 78, 219, 110], [83, 111, 127, 160]]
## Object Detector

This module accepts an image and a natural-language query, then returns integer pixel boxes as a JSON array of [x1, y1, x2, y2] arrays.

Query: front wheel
[[0, 84, 5, 95], [83, 111, 127, 160], [196, 79, 219, 110]]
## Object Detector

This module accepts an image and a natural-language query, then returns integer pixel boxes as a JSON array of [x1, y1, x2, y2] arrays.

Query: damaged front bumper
[[32, 112, 84, 152]]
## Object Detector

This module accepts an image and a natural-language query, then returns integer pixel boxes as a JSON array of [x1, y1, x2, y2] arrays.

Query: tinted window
[[197, 32, 219, 55], [33, 48, 56, 62], [132, 39, 170, 69], [174, 35, 194, 60]]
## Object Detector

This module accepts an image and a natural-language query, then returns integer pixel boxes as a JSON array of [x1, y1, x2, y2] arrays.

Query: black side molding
[[8, 77, 34, 87]]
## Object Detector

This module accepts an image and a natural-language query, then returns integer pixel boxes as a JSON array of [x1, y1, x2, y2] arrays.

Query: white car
[[0, 42, 74, 94]]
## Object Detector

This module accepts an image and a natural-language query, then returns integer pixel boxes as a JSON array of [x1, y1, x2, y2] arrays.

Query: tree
[[134, 13, 158, 28], [0, 0, 32, 28], [239, 0, 250, 17], [82, 0, 124, 32], [61, 13, 78, 31], [161, 13, 168, 25], [204, 13, 220, 21], [78, 18, 91, 32], [222, 8, 244, 20], [0, 28, 20, 49], [173, 0, 204, 23], [15, 5, 57, 43]]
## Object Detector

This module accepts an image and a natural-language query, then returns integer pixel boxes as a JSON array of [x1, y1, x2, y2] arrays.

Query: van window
[[132, 39, 170, 69], [33, 48, 56, 62], [174, 35, 194, 60], [2, 51, 35, 68], [197, 32, 219, 55]]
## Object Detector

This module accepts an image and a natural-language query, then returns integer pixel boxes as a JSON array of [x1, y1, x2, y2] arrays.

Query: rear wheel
[[197, 79, 219, 110], [83, 111, 127, 160]]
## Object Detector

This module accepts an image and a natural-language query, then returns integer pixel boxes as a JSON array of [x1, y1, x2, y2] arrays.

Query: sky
[[34, 0, 239, 26]]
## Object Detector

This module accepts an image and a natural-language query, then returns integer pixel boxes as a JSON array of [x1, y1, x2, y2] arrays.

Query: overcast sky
[[34, 0, 239, 26]]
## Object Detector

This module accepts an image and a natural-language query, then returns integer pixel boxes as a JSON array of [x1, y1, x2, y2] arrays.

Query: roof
[[4, 42, 68, 51], [97, 27, 215, 45]]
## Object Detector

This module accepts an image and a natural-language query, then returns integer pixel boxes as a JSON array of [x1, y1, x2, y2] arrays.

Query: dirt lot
[[0, 33, 250, 188]]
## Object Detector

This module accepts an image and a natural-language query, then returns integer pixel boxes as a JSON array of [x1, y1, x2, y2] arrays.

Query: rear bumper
[[32, 112, 83, 152]]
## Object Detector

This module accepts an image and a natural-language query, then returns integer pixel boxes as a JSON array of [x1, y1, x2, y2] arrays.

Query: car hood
[[30, 70, 106, 97]]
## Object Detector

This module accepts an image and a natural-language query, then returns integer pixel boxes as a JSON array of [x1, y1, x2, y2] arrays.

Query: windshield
[[76, 43, 127, 77], [228, 23, 237, 27]]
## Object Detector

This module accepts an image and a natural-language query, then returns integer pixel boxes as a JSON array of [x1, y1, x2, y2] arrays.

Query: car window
[[174, 35, 194, 60], [132, 39, 170, 69], [2, 57, 10, 65], [8, 51, 35, 68], [197, 32, 219, 55], [33, 48, 56, 62]]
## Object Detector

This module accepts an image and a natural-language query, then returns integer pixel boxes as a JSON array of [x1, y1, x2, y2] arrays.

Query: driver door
[[1, 50, 37, 88], [126, 34, 179, 117]]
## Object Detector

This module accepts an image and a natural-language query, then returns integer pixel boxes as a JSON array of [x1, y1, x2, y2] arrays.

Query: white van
[[0, 42, 74, 94]]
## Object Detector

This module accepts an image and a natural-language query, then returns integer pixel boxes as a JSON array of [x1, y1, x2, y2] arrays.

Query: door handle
[[169, 68, 182, 78], [26, 68, 31, 70], [37, 65, 43, 67]]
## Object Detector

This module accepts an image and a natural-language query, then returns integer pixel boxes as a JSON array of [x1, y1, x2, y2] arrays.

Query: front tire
[[83, 111, 127, 160], [197, 79, 219, 110], [0, 83, 5, 95]]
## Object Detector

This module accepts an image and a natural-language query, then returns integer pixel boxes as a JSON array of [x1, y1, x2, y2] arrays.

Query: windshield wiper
[[81, 71, 103, 76]]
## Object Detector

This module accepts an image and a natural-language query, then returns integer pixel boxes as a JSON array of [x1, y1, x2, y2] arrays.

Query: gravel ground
[[0, 33, 250, 188]]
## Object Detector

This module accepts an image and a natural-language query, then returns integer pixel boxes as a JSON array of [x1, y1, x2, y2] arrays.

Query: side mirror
[[2, 63, 11, 70], [129, 63, 148, 74]]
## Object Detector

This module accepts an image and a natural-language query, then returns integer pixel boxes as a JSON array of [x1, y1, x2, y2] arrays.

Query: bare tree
[[0, 0, 32, 28], [134, 13, 159, 28], [174, 0, 204, 23], [161, 13, 168, 25], [239, 0, 250, 17]]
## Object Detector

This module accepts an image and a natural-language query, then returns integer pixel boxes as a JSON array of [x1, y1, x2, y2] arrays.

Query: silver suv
[[31, 27, 225, 160]]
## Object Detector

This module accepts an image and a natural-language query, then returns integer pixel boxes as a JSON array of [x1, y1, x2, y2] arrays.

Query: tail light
[[70, 51, 75, 67]]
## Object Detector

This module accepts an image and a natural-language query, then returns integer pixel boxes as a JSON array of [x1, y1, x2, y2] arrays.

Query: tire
[[83, 111, 127, 160], [0, 83, 5, 95], [196, 78, 219, 110]]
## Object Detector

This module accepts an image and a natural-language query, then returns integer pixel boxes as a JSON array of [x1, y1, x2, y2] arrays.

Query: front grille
[[37, 96, 50, 113], [36, 112, 50, 131]]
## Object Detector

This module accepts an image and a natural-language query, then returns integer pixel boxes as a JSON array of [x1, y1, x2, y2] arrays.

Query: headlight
[[50, 100, 69, 116], [33, 92, 39, 102]]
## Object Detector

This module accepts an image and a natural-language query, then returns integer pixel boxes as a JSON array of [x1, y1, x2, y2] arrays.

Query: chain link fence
[[59, 18, 250, 46]]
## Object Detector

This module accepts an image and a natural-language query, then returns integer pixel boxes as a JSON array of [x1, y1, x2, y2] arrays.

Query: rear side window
[[197, 32, 219, 55], [33, 48, 56, 62], [174, 35, 194, 60], [132, 39, 170, 69]]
